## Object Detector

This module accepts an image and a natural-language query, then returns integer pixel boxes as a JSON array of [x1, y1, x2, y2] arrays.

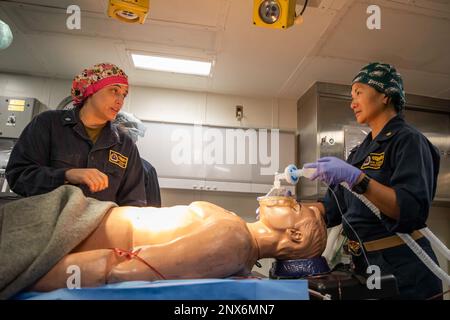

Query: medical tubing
[[340, 182, 381, 218], [397, 233, 450, 285], [420, 227, 450, 261], [339, 183, 450, 285], [110, 248, 166, 280], [327, 185, 371, 268]]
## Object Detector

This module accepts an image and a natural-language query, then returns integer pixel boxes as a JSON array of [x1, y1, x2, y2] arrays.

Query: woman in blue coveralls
[[5, 63, 146, 206], [307, 62, 443, 299]]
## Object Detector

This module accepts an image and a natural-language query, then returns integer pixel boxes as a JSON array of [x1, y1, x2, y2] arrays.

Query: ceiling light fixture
[[253, 0, 308, 29], [131, 53, 213, 76], [108, 0, 150, 24]]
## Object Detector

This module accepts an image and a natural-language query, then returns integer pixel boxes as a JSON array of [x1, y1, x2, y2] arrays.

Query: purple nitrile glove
[[303, 157, 362, 188]]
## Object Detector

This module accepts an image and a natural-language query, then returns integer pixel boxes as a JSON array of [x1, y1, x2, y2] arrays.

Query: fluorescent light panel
[[131, 53, 212, 76]]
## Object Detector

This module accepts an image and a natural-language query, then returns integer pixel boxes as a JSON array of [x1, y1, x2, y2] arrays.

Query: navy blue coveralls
[[320, 115, 443, 299], [142, 158, 161, 207], [5, 108, 147, 207]]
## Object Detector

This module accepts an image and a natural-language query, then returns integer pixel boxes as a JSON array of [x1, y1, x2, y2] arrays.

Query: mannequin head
[[257, 196, 327, 259]]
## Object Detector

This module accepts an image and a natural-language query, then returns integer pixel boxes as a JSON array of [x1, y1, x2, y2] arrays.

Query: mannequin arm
[[29, 249, 124, 292]]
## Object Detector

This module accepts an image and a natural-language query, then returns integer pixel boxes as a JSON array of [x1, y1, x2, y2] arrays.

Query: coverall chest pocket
[[50, 153, 82, 168]]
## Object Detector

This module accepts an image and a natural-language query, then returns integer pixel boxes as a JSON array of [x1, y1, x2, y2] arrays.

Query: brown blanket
[[0, 185, 117, 299]]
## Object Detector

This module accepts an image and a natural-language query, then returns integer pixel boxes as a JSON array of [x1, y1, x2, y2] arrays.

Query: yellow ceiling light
[[108, 0, 149, 24], [253, 0, 297, 29]]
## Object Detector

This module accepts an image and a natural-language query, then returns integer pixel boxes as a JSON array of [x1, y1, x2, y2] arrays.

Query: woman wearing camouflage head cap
[[305, 62, 442, 299], [5, 63, 146, 206]]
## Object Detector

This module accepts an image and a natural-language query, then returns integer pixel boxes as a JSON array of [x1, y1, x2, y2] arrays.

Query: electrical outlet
[[236, 105, 243, 121]]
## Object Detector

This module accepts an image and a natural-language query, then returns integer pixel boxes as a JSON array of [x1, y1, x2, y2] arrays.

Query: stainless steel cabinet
[[403, 109, 449, 203]]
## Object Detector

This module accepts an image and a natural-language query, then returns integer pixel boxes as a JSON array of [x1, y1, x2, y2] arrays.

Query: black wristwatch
[[352, 175, 371, 194]]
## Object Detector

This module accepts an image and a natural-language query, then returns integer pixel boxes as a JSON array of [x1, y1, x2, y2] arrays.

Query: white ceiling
[[0, 0, 449, 100]]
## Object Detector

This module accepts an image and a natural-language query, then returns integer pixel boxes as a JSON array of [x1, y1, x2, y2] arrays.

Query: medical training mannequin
[[30, 196, 327, 291]]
